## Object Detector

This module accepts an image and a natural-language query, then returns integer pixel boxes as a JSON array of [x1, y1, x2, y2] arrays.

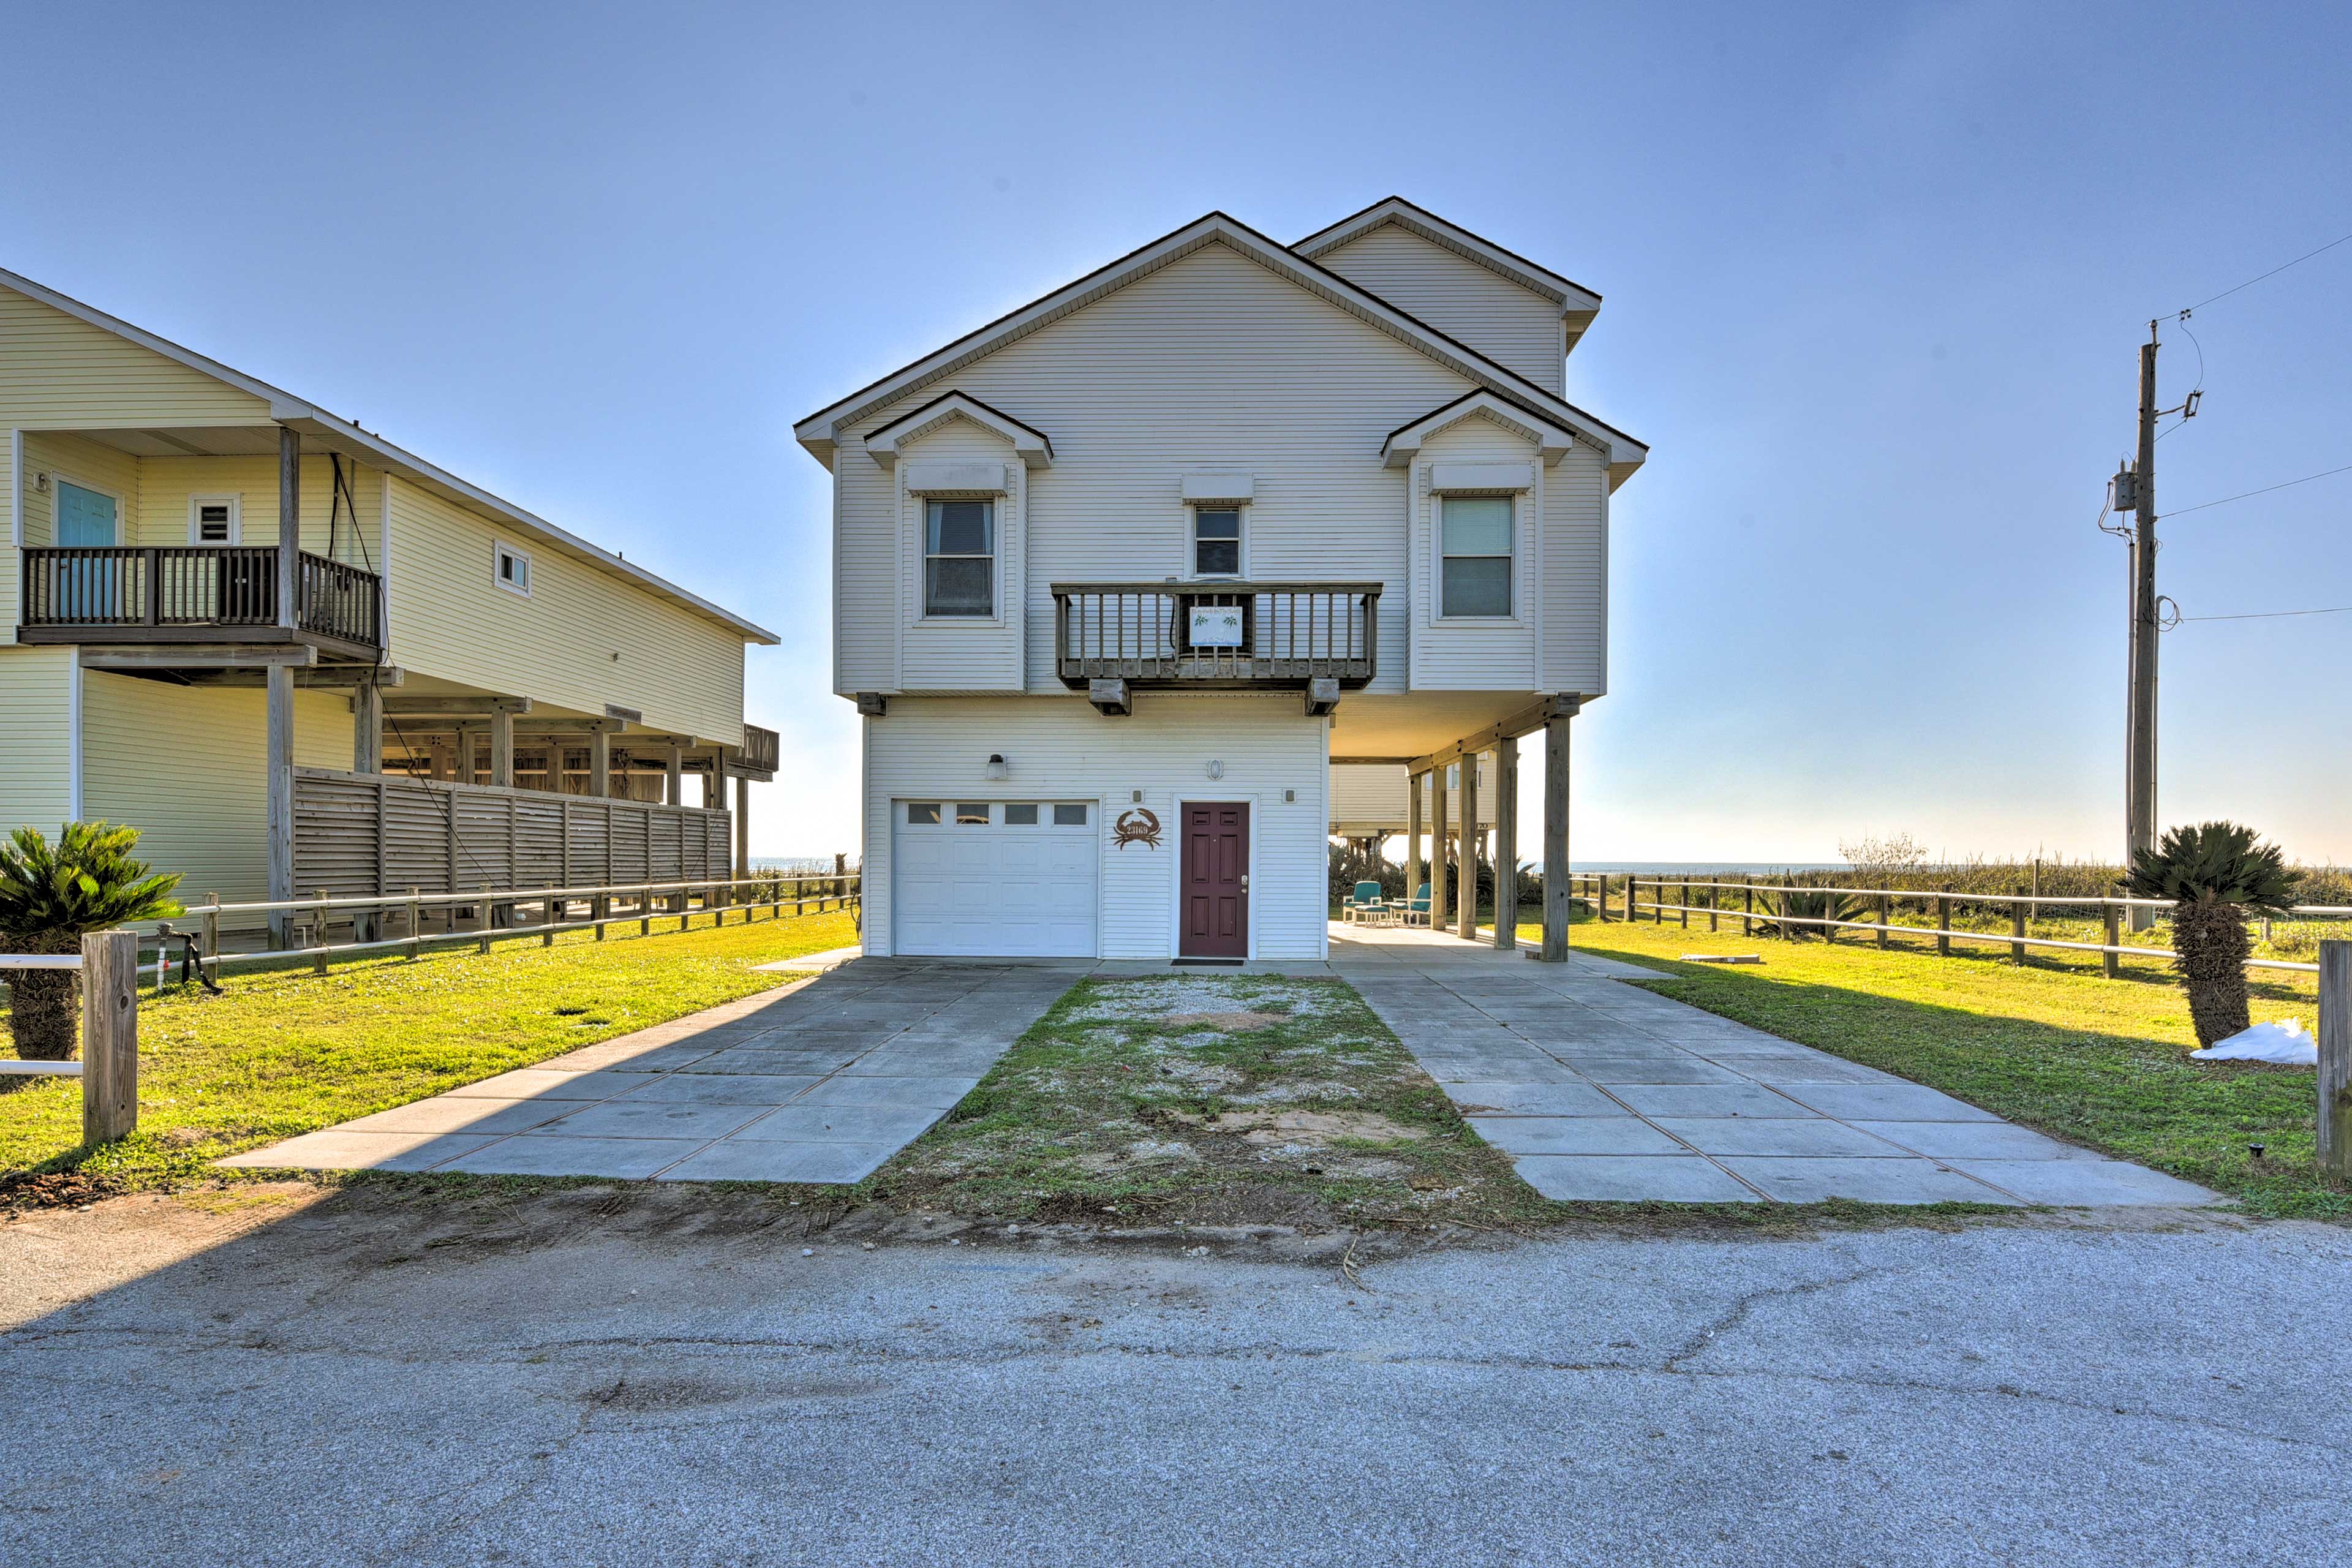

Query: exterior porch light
[[985, 753, 1008, 780], [1205, 760, 1224, 780]]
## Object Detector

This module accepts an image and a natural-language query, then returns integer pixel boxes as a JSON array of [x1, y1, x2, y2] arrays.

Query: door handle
[[1240, 873, 1250, 890]]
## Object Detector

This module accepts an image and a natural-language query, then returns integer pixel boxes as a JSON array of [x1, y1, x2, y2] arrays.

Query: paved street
[[2, 1188, 2343, 1567], [1332, 926, 2217, 1205]]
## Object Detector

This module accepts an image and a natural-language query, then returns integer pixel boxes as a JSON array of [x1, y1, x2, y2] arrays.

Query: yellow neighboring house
[[0, 268, 778, 940]]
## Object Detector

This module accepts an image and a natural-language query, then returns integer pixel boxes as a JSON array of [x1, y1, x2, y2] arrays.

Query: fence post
[[639, 884, 652, 938], [2010, 892, 2028, 965], [1820, 880, 1835, 947], [201, 893, 219, 987], [543, 892, 557, 947], [478, 883, 493, 954], [1877, 892, 1890, 949], [1708, 881, 1719, 933], [81, 929, 138, 1146], [2102, 900, 2121, 979], [407, 888, 422, 962], [1936, 886, 1951, 958], [312, 891, 329, 974], [595, 888, 608, 942], [1679, 875, 1690, 929], [2320, 940, 2351, 1179]]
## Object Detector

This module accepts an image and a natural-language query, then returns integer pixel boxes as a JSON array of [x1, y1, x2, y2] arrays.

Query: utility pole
[[2123, 323, 2161, 930]]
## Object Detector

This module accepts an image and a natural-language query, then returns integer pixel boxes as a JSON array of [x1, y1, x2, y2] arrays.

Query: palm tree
[[0, 822, 183, 1062], [2121, 822, 2297, 1048]]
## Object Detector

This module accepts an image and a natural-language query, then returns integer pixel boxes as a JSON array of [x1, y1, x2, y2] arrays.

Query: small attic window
[[494, 542, 532, 597]]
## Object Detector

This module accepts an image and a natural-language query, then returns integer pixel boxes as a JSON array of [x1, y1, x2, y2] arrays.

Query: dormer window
[[924, 500, 994, 616], [1439, 496, 1513, 617], [1192, 508, 1242, 577]]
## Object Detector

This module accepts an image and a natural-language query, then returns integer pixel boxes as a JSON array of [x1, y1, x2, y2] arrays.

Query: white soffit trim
[[1292, 197, 1605, 318], [1428, 461, 1534, 494], [1180, 473, 1254, 502], [0, 266, 778, 646], [1383, 390, 1598, 469], [864, 390, 1054, 469], [793, 211, 1643, 481], [903, 460, 1010, 496]]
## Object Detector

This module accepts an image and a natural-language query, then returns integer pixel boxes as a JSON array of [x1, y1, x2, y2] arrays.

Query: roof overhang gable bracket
[[862, 391, 1053, 470], [1382, 391, 1596, 469]]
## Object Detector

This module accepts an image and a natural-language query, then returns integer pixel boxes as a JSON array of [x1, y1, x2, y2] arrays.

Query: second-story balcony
[[1052, 581, 1381, 701], [18, 545, 383, 659]]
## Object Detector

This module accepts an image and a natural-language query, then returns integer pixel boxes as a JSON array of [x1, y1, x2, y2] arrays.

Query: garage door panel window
[[1005, 804, 1039, 825], [1054, 804, 1088, 826], [907, 802, 941, 824], [956, 803, 990, 824]]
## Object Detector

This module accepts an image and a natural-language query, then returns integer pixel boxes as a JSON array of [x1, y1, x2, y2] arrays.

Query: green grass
[[1, 908, 858, 1196], [865, 972, 1564, 1229], [1537, 910, 2344, 1220]]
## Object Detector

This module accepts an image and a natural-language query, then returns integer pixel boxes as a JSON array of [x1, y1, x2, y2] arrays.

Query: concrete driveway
[[221, 957, 1080, 1183], [1, 1188, 2343, 1567], [1331, 925, 2216, 1206]]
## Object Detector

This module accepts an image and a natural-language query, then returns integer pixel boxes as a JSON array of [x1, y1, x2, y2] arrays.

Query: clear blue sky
[[8, 2, 2346, 865]]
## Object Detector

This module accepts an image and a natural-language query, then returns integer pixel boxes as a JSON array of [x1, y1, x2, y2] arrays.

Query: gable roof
[[791, 210, 1644, 481], [1381, 390, 1586, 468], [1292, 197, 1604, 318], [0, 266, 778, 645]]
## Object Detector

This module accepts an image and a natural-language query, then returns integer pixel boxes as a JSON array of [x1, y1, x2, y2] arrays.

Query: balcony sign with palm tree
[[0, 822, 183, 1062], [2120, 821, 2297, 1049]]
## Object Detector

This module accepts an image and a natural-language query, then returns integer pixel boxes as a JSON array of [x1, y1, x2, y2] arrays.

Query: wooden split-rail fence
[[1566, 873, 2350, 979]]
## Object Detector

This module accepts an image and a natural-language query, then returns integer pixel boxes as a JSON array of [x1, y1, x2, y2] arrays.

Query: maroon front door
[[1180, 802, 1250, 958]]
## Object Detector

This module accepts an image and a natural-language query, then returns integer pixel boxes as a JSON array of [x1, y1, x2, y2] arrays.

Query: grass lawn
[[1536, 911, 2345, 1221], [867, 972, 1560, 1231], [1, 908, 858, 1199]]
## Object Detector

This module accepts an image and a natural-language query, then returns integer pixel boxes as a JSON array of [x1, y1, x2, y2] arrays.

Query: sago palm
[[2120, 822, 2297, 1048], [0, 822, 183, 1061]]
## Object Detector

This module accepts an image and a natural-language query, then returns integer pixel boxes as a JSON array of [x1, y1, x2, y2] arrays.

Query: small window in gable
[[494, 542, 532, 597], [189, 496, 239, 545], [1193, 508, 1242, 577]]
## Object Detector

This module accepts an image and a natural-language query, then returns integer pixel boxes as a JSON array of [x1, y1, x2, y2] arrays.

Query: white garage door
[[892, 800, 1099, 957]]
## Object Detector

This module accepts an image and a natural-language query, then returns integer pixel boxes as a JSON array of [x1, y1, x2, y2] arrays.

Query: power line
[[2166, 462, 2352, 518], [2177, 604, 2352, 624], [2177, 225, 2352, 316]]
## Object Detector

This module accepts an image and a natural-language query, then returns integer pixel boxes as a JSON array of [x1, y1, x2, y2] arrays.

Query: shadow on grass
[[1567, 937, 2346, 1221]]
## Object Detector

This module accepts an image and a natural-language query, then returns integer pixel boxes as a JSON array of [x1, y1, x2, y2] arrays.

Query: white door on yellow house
[[56, 480, 120, 617]]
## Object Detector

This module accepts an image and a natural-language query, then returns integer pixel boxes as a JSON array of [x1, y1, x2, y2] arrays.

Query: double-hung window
[[1439, 496, 1513, 617], [924, 500, 994, 617], [1192, 508, 1242, 577]]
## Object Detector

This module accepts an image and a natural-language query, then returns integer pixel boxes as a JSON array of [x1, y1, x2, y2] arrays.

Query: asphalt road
[[2, 1186, 2345, 1567]]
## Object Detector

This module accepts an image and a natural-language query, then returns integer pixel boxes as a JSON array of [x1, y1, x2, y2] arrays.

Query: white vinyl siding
[[861, 695, 1327, 960], [1312, 224, 1566, 396], [835, 241, 1474, 697], [1327, 760, 1495, 832], [0, 645, 77, 830], [892, 417, 1025, 690], [1409, 416, 1539, 690], [1540, 441, 1608, 694]]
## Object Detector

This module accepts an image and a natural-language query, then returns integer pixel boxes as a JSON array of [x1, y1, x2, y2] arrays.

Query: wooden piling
[[2320, 940, 2350, 1178]]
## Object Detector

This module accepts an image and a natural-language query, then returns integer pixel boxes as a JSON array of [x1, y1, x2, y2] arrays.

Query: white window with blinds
[[924, 499, 995, 617], [1438, 495, 1513, 618]]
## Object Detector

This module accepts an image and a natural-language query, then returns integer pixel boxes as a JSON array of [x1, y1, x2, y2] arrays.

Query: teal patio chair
[[1342, 880, 1387, 924], [1400, 883, 1433, 927]]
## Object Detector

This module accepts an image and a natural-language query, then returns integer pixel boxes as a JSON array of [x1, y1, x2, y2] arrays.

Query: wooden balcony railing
[[19, 546, 382, 651], [1051, 581, 1381, 690]]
